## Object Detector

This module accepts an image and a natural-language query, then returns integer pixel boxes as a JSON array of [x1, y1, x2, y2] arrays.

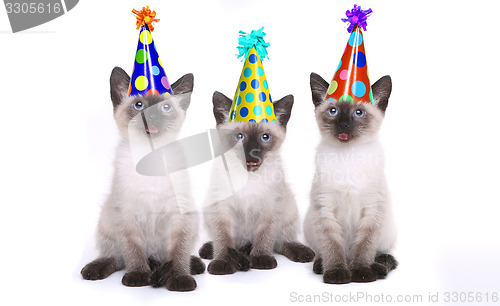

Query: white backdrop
[[1, 1, 499, 305]]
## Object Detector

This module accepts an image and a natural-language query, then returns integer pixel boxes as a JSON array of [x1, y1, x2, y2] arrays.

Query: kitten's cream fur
[[200, 92, 314, 274], [204, 123, 298, 254], [304, 73, 397, 284], [81, 68, 202, 291]]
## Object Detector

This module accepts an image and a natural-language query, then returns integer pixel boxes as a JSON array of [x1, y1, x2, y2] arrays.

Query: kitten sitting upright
[[81, 67, 204, 292], [198, 92, 315, 274], [303, 73, 398, 284]]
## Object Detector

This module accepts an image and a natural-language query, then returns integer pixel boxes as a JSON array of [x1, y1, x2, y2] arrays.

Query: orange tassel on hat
[[132, 6, 160, 32]]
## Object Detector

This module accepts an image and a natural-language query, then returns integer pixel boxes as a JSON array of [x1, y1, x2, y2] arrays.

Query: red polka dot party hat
[[326, 5, 373, 104], [228, 28, 277, 123], [128, 6, 172, 97]]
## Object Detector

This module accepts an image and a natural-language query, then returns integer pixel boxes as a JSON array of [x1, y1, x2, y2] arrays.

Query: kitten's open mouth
[[246, 160, 261, 172], [338, 133, 350, 141], [145, 125, 159, 134]]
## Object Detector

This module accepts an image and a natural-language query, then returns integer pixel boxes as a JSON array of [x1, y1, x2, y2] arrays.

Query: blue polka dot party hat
[[326, 5, 373, 104], [128, 6, 172, 97], [228, 28, 277, 123]]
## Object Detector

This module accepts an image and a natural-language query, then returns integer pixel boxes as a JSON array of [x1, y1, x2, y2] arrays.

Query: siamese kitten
[[303, 73, 397, 284], [198, 91, 315, 275], [81, 67, 204, 292]]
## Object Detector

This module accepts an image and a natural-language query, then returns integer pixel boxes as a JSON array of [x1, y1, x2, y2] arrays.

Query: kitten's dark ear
[[171, 73, 194, 111], [171, 73, 194, 95], [372, 75, 392, 113], [212, 91, 233, 126], [110, 67, 130, 110], [273, 95, 294, 128], [310, 72, 329, 108]]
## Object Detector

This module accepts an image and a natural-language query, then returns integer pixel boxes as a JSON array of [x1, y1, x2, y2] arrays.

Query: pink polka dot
[[161, 76, 170, 90], [339, 69, 349, 80]]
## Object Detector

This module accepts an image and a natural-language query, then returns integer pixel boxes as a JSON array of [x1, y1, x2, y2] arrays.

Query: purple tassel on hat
[[342, 4, 372, 33]]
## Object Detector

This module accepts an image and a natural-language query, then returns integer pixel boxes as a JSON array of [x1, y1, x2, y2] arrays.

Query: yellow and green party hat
[[228, 28, 277, 123]]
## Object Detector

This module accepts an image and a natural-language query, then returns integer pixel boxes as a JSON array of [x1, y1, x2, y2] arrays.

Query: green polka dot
[[263, 80, 268, 89], [257, 67, 264, 76], [369, 89, 373, 103], [339, 94, 353, 103], [327, 81, 338, 95], [136, 49, 148, 64]]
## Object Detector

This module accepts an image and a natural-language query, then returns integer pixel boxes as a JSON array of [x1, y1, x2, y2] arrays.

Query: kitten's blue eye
[[161, 103, 172, 113], [234, 133, 245, 142], [133, 101, 145, 111], [327, 107, 338, 117], [353, 109, 365, 118], [260, 134, 271, 142]]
